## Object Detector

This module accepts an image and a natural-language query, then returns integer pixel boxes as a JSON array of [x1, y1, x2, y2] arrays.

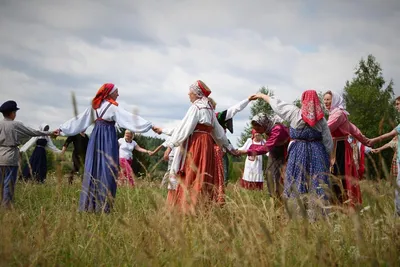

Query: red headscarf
[[301, 90, 324, 127], [92, 83, 119, 109]]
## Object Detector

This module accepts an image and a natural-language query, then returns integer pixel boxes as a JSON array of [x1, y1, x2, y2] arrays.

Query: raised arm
[[59, 107, 93, 136], [114, 106, 153, 133], [257, 94, 302, 126], [225, 98, 251, 121]]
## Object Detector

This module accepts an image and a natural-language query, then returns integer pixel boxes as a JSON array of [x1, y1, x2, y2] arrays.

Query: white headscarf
[[189, 81, 211, 107], [330, 91, 349, 115], [251, 113, 283, 134]]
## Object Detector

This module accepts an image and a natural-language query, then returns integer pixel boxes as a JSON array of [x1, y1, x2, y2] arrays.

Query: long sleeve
[[268, 98, 303, 128], [59, 107, 93, 136], [63, 136, 74, 148], [165, 105, 200, 148], [348, 122, 369, 146], [225, 99, 250, 120], [319, 118, 334, 153], [211, 118, 234, 150], [238, 138, 253, 150], [15, 122, 50, 140], [19, 137, 37, 153], [162, 128, 175, 136], [113, 106, 153, 133], [327, 110, 347, 133], [46, 137, 62, 153]]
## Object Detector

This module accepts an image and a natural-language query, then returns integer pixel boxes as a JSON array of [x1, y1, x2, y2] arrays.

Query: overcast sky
[[1, 0, 399, 145]]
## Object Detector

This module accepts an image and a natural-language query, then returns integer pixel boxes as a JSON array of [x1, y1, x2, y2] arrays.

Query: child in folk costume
[[161, 80, 237, 213], [20, 123, 62, 183], [0, 101, 56, 207], [371, 136, 398, 179], [118, 130, 152, 187], [323, 91, 371, 206], [254, 91, 333, 219], [238, 113, 290, 197], [208, 96, 255, 186], [238, 130, 266, 190], [57, 83, 156, 213]]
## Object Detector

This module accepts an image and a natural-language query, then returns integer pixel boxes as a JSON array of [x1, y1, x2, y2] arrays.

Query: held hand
[[148, 150, 155, 156], [236, 150, 248, 155], [371, 148, 380, 154], [152, 126, 162, 135], [51, 129, 61, 137], [248, 94, 258, 101], [368, 137, 378, 147], [163, 147, 172, 161]]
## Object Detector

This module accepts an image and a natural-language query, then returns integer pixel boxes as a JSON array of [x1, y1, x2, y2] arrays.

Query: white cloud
[[0, 0, 399, 146]]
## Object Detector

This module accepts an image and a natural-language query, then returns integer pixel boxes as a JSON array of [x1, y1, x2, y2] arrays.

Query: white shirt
[[59, 101, 153, 136], [165, 99, 233, 150], [118, 138, 137, 160]]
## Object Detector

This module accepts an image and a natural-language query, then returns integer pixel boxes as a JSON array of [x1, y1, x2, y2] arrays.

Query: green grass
[[0, 175, 399, 266]]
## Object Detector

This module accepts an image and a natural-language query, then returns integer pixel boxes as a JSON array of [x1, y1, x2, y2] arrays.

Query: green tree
[[343, 54, 397, 179], [237, 87, 274, 147]]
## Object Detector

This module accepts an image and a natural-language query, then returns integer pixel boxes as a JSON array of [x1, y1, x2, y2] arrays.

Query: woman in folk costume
[[118, 130, 152, 187], [323, 91, 371, 206], [372, 136, 398, 179], [208, 96, 255, 186], [254, 90, 333, 219], [237, 129, 266, 190], [237, 113, 290, 196], [162, 80, 236, 213], [57, 83, 154, 213], [20, 123, 62, 183]]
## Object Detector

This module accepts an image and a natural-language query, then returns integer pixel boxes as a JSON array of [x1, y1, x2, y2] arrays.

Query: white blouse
[[164, 99, 233, 151], [118, 138, 137, 159], [269, 97, 333, 153], [20, 136, 62, 154], [59, 101, 153, 136]]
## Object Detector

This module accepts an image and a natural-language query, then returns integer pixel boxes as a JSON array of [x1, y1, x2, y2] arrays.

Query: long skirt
[[213, 144, 225, 202], [170, 124, 223, 213], [119, 158, 135, 187], [22, 139, 48, 183], [79, 120, 118, 213], [285, 127, 331, 219], [332, 139, 362, 206]]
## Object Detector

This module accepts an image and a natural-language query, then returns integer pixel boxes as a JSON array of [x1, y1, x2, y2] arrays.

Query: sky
[[1, 0, 399, 145]]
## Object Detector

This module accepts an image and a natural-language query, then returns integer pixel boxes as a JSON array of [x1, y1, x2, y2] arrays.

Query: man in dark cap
[[0, 100, 55, 208]]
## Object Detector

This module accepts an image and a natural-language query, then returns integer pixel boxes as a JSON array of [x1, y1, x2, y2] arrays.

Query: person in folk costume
[[369, 96, 400, 216], [237, 113, 290, 196], [236, 129, 266, 190], [371, 136, 398, 179], [61, 130, 89, 184], [118, 130, 152, 187], [323, 91, 371, 207], [20, 123, 62, 183], [208, 96, 255, 186], [56, 83, 156, 213], [161, 80, 237, 213], [0, 101, 57, 208], [347, 136, 372, 179], [254, 90, 333, 219]]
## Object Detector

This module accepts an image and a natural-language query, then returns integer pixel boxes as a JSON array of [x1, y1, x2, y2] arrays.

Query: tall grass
[[0, 173, 399, 266]]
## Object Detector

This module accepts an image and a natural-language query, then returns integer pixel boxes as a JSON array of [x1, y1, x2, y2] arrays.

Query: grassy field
[[0, 173, 399, 266]]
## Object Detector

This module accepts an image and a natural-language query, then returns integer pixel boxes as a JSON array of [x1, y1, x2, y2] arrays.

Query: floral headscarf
[[251, 113, 283, 134], [301, 90, 325, 127]]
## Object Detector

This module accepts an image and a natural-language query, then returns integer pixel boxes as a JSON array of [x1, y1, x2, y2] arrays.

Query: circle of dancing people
[[0, 82, 399, 217]]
